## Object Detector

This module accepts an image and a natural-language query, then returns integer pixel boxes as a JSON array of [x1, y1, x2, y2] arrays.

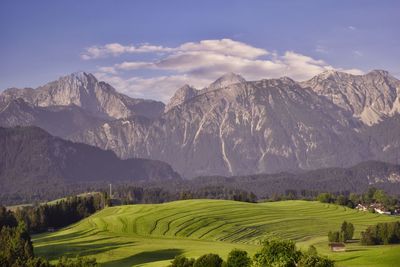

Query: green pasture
[[33, 200, 400, 266]]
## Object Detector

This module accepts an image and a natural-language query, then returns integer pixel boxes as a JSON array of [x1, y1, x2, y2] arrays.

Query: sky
[[1, 0, 399, 102]]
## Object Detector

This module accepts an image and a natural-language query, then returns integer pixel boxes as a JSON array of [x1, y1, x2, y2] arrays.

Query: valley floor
[[33, 200, 400, 266]]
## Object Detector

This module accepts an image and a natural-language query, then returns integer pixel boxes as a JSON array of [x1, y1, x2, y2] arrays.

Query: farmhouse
[[355, 204, 367, 211], [329, 242, 346, 252], [355, 203, 392, 215], [374, 208, 391, 215]]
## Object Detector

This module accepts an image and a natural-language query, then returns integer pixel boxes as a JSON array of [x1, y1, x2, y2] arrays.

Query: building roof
[[329, 242, 345, 247]]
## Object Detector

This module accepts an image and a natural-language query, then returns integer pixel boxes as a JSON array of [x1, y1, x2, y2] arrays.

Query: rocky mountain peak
[[302, 70, 400, 125], [70, 71, 93, 80], [367, 69, 390, 77], [312, 69, 353, 82], [0, 72, 165, 120], [207, 72, 246, 91], [52, 71, 102, 93], [165, 84, 199, 112]]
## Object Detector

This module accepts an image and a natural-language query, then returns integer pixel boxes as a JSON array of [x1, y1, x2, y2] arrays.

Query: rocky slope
[[164, 84, 199, 112], [2, 70, 400, 178], [0, 72, 164, 120], [301, 70, 400, 125], [72, 76, 371, 177]]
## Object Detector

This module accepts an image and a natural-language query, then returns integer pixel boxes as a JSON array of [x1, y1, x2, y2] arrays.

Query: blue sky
[[1, 0, 399, 101]]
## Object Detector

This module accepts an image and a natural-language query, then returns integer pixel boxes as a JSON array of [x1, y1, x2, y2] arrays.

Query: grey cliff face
[[72, 75, 372, 177], [206, 72, 246, 92], [164, 84, 200, 112], [0, 72, 165, 120], [301, 70, 400, 125], [2, 71, 400, 178]]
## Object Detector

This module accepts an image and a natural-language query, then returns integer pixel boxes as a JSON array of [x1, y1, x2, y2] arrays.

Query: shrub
[[193, 253, 223, 267], [226, 249, 251, 267], [55, 256, 98, 267], [169, 255, 195, 267], [298, 253, 335, 267], [253, 238, 300, 267]]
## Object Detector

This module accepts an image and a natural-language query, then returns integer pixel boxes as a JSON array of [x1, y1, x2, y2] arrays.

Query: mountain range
[[1, 70, 399, 178]]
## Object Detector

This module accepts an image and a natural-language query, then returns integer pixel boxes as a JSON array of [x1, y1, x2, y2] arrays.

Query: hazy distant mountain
[[186, 161, 400, 197], [0, 126, 181, 197], [0, 98, 105, 137]]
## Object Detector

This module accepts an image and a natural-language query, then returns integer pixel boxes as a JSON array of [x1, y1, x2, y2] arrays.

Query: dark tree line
[[316, 188, 399, 210], [361, 222, 400, 245], [112, 185, 257, 204], [2, 193, 106, 234]]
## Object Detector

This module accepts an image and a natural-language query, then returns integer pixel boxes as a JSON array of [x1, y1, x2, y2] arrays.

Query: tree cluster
[[0, 221, 97, 266], [1, 193, 105, 234], [328, 221, 354, 243], [169, 239, 334, 267], [317, 188, 399, 212], [14, 194, 105, 233], [361, 221, 400, 245]]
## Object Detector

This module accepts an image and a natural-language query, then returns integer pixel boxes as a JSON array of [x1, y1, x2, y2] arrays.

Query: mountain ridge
[[0, 126, 181, 198], [0, 72, 165, 120], [2, 70, 400, 178]]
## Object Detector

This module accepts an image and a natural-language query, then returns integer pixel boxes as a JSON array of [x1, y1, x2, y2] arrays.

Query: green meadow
[[33, 200, 400, 266]]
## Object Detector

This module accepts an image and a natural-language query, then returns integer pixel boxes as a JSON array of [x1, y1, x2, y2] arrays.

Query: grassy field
[[33, 200, 400, 266]]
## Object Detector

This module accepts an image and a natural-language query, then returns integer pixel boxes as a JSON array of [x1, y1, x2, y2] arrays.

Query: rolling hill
[[33, 200, 400, 267]]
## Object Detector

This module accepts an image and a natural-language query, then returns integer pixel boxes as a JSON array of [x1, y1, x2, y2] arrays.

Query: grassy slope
[[33, 200, 400, 267]]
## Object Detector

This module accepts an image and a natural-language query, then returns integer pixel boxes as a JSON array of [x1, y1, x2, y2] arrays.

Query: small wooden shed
[[329, 242, 346, 252]]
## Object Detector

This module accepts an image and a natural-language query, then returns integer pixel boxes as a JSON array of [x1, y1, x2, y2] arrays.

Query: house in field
[[355, 203, 367, 211], [329, 242, 346, 252], [370, 203, 391, 215], [394, 208, 400, 215], [356, 203, 392, 215], [374, 208, 391, 215]]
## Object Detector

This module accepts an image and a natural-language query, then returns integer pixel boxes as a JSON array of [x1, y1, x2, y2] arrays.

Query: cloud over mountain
[[83, 39, 363, 102]]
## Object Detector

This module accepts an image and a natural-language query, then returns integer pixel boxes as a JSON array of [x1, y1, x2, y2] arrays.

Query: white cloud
[[86, 39, 363, 102], [348, 26, 356, 31], [82, 39, 267, 60], [176, 39, 268, 59], [95, 72, 210, 101], [115, 61, 154, 70], [81, 43, 173, 60]]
